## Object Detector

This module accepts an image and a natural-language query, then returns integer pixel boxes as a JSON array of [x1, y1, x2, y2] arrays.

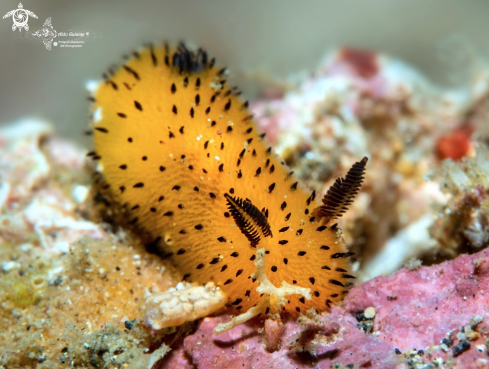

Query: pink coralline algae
[[172, 248, 489, 368], [183, 308, 396, 368]]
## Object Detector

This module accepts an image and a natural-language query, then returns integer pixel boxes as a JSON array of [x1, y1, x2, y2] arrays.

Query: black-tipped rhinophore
[[315, 157, 368, 221], [224, 193, 273, 247], [172, 42, 209, 74]]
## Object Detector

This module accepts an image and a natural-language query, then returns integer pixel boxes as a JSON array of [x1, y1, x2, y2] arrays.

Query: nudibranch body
[[90, 44, 366, 317]]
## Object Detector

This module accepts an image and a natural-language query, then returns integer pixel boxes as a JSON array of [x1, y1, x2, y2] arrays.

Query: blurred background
[[1, 0, 489, 145]]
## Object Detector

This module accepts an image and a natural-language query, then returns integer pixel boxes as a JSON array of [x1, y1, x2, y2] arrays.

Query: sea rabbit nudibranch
[[90, 43, 367, 317]]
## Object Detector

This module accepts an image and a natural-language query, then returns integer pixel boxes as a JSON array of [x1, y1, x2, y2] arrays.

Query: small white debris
[[404, 257, 422, 270], [19, 243, 33, 252], [0, 182, 10, 209], [215, 156, 220, 161], [196, 134, 202, 141], [50, 266, 64, 275], [2, 261, 20, 272], [364, 306, 376, 319], [470, 315, 484, 327], [93, 107, 102, 123], [85, 80, 101, 94], [72, 185, 89, 204], [209, 82, 223, 92], [175, 282, 186, 291], [54, 241, 70, 254]]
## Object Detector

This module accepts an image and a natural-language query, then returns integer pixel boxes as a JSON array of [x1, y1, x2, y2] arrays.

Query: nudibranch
[[89, 43, 367, 318]]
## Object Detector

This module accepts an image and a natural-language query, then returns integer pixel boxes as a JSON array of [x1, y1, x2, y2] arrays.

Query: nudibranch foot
[[214, 247, 311, 334], [214, 297, 270, 334]]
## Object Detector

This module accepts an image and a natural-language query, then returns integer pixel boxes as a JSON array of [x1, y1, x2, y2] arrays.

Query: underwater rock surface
[[2, 44, 489, 367], [0, 120, 176, 368], [178, 248, 489, 368]]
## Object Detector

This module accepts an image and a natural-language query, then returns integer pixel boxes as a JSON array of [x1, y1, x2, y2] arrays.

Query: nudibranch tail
[[90, 42, 367, 317]]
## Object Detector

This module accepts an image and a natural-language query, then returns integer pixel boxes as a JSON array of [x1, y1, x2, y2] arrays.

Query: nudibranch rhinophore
[[89, 43, 367, 317]]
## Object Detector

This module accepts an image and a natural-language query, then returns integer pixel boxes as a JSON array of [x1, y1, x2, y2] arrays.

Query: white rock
[[72, 185, 89, 203], [2, 261, 20, 272]]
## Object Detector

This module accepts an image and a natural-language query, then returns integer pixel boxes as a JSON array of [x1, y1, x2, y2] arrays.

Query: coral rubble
[[0, 120, 177, 368], [145, 281, 227, 330], [251, 47, 489, 281], [430, 146, 489, 259]]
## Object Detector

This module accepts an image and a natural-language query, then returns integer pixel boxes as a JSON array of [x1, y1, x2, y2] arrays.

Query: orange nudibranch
[[90, 43, 367, 316]]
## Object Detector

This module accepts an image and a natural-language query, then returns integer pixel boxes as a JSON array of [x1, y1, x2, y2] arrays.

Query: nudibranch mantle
[[90, 43, 367, 318]]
